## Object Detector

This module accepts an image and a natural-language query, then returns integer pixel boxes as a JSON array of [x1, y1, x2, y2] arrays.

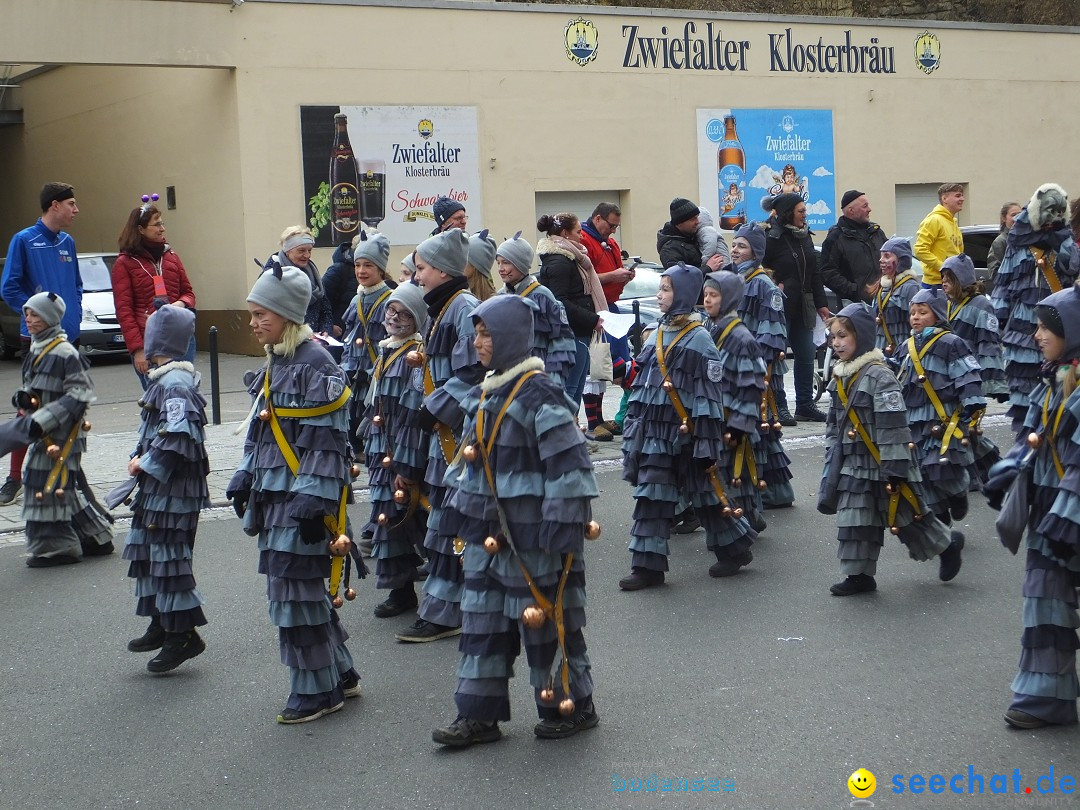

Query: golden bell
[[757, 480, 767, 491], [917, 374, 926, 384], [377, 513, 389, 526], [907, 442, 916, 451], [760, 421, 770, 432], [1027, 432, 1042, 449], [354, 337, 364, 348], [393, 489, 408, 504], [137, 399, 146, 409], [885, 482, 894, 494], [662, 379, 674, 392], [721, 506, 733, 516], [584, 520, 601, 540], [772, 421, 783, 432], [732, 477, 742, 488], [350, 464, 361, 479], [521, 604, 546, 629], [723, 432, 736, 447], [371, 414, 383, 428], [846, 429, 856, 440], [344, 588, 358, 601], [733, 507, 744, 518], [330, 535, 352, 556], [777, 352, 786, 361], [46, 444, 61, 460], [930, 424, 943, 438], [559, 698, 576, 716], [29, 396, 40, 409], [874, 315, 883, 325], [483, 535, 502, 555], [462, 445, 477, 463], [678, 420, 690, 435], [34, 491, 44, 502], [539, 688, 555, 702], [332, 595, 345, 609], [453, 537, 466, 555], [885, 344, 895, 356], [960, 438, 969, 447], [258, 409, 270, 422], [890, 526, 900, 535], [381, 455, 392, 469], [405, 350, 425, 368], [55, 488, 66, 499], [157, 428, 168, 437]]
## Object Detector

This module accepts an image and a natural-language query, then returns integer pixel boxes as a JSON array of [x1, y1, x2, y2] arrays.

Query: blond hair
[[279, 225, 314, 246]]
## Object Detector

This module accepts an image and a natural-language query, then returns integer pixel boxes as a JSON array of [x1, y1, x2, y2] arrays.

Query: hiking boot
[[1003, 709, 1050, 729], [618, 567, 664, 591], [584, 425, 613, 442], [26, 554, 80, 568], [373, 586, 418, 618], [432, 716, 502, 747], [795, 403, 828, 422], [601, 420, 622, 436], [395, 619, 461, 643], [128, 616, 165, 652], [534, 699, 600, 739], [277, 701, 344, 725], [82, 540, 115, 557], [709, 550, 753, 578], [775, 407, 797, 427], [948, 494, 969, 522], [147, 630, 206, 673], [939, 534, 963, 582], [0, 477, 21, 505], [671, 508, 701, 535], [830, 574, 877, 596], [340, 671, 363, 699]]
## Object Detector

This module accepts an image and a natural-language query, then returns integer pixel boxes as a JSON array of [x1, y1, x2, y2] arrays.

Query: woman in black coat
[[763, 193, 831, 423]]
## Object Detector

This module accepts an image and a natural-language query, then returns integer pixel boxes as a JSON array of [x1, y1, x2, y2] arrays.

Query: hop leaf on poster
[[308, 182, 331, 238]]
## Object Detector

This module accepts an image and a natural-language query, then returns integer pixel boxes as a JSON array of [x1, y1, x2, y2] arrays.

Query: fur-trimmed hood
[[148, 360, 195, 381], [833, 347, 884, 378], [480, 356, 545, 392], [536, 236, 578, 261]]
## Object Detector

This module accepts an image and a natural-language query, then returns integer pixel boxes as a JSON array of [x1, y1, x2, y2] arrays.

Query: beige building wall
[[2, 1, 1079, 353]]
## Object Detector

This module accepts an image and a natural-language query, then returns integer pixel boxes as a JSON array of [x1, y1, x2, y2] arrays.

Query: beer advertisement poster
[[695, 109, 836, 232], [299, 105, 483, 247]]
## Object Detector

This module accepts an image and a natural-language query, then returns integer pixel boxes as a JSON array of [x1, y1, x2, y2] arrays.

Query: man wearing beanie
[[819, 190, 886, 305], [656, 197, 724, 273], [431, 196, 468, 236], [396, 227, 485, 643], [1, 182, 85, 505], [914, 183, 965, 288], [432, 295, 600, 747]]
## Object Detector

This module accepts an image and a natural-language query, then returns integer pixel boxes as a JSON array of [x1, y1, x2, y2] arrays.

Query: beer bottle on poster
[[329, 113, 360, 242], [717, 115, 746, 231], [358, 158, 387, 228]]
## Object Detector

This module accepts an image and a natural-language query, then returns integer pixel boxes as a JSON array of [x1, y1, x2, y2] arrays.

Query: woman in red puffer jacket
[[112, 199, 197, 389]]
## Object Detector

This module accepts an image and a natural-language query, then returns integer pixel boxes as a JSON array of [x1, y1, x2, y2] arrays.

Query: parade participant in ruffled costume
[[121, 303, 210, 672], [431, 295, 600, 747], [619, 263, 756, 591], [227, 265, 362, 724], [873, 237, 919, 357], [819, 302, 962, 596]]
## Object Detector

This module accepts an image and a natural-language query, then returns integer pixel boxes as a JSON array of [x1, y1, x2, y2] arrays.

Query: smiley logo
[[848, 768, 876, 798]]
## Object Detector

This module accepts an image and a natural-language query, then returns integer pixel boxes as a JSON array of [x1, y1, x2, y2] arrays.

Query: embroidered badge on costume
[[327, 378, 345, 401], [879, 391, 904, 411], [560, 308, 569, 325], [771, 291, 784, 311], [165, 398, 186, 425], [986, 315, 999, 331], [410, 367, 424, 392], [962, 355, 980, 370], [707, 360, 723, 382]]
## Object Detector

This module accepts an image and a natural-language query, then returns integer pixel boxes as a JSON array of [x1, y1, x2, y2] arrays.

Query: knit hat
[[703, 270, 745, 316], [497, 231, 534, 276], [771, 193, 802, 217], [144, 302, 196, 361], [1036, 283, 1080, 359], [942, 253, 976, 288], [431, 196, 466, 235], [840, 189, 865, 209], [733, 222, 766, 260], [415, 228, 469, 278], [911, 287, 948, 324], [246, 264, 312, 325], [386, 280, 427, 331], [661, 262, 703, 317], [669, 197, 700, 226], [24, 291, 65, 327], [834, 302, 877, 358], [1027, 182, 1069, 230], [352, 230, 390, 273], [467, 229, 497, 281], [760, 195, 777, 214], [401, 252, 417, 277], [880, 237, 913, 270], [471, 295, 536, 370]]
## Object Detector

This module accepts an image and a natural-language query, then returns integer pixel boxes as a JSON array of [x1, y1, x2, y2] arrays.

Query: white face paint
[[382, 302, 416, 338]]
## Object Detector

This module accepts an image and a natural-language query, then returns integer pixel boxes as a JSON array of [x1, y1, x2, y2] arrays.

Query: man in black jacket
[[818, 190, 885, 306], [321, 240, 357, 337], [656, 197, 726, 272]]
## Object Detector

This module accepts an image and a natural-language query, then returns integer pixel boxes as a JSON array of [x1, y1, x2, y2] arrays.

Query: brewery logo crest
[[417, 119, 434, 140], [914, 32, 940, 75], [565, 17, 598, 66]]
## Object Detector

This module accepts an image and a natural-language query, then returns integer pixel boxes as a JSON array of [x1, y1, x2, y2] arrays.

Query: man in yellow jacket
[[914, 183, 965, 287]]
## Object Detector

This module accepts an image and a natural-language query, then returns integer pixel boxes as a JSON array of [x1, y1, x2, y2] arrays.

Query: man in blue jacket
[[0, 182, 84, 504]]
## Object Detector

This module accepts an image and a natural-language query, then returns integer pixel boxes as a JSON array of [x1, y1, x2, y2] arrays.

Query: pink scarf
[[550, 234, 608, 316]]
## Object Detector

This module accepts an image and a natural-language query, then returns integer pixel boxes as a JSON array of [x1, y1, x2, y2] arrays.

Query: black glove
[[994, 393, 1010, 404], [416, 405, 438, 433], [28, 419, 41, 439], [725, 428, 746, 444], [695, 455, 716, 473], [14, 390, 36, 411], [982, 467, 1019, 511], [298, 516, 328, 546], [887, 476, 905, 491], [230, 491, 249, 519]]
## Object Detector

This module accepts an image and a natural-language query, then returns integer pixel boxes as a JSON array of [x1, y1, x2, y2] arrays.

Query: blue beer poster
[[696, 109, 836, 232]]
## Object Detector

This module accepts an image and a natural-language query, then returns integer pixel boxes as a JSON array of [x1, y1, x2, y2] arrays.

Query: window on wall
[[535, 191, 623, 246], [895, 183, 967, 237]]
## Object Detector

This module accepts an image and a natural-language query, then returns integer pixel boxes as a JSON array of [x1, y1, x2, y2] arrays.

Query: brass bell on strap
[[723, 432, 736, 447], [875, 316, 883, 325], [662, 379, 674, 392], [393, 489, 408, 504], [371, 414, 383, 428], [405, 350, 425, 368], [462, 445, 477, 463], [772, 421, 783, 432], [930, 424, 943, 438], [721, 506, 733, 516], [777, 352, 786, 361], [539, 688, 555, 702], [584, 520, 601, 540], [330, 535, 352, 556], [54, 488, 65, 499], [732, 477, 743, 488], [350, 464, 361, 479], [757, 480, 767, 491], [907, 442, 916, 451], [376, 513, 389, 526], [483, 534, 503, 555], [344, 588, 358, 601], [890, 525, 900, 535], [847, 429, 857, 440], [521, 604, 546, 629], [885, 482, 895, 494], [559, 698, 576, 716], [332, 595, 345, 609], [354, 337, 364, 348], [917, 374, 927, 384], [258, 409, 270, 422], [732, 507, 745, 518], [1027, 432, 1042, 449], [678, 419, 690, 435], [760, 421, 770, 432], [381, 455, 393, 469], [46, 444, 61, 460], [960, 438, 969, 447], [34, 491, 44, 502]]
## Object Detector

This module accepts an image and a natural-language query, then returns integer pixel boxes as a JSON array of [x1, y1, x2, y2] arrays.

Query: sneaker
[[340, 672, 363, 699], [0, 477, 22, 505], [373, 587, 418, 618], [26, 554, 80, 568], [709, 550, 753, 578], [147, 629, 206, 673], [775, 407, 797, 427], [395, 619, 462, 643], [671, 508, 702, 535], [277, 701, 345, 725], [830, 574, 877, 596], [938, 535, 963, 582], [618, 567, 665, 591], [534, 700, 600, 739], [128, 617, 165, 652], [1003, 709, 1050, 729], [432, 716, 502, 747], [81, 540, 115, 557], [795, 404, 828, 422]]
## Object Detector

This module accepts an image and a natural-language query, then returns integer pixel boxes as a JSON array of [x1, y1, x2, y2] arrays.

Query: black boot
[[147, 629, 206, 673], [795, 403, 827, 422], [432, 716, 502, 747], [775, 406, 797, 427], [82, 540, 115, 557], [618, 567, 664, 591], [830, 574, 877, 596], [373, 585, 418, 618], [128, 616, 165, 652], [671, 508, 701, 534], [708, 549, 753, 578], [939, 533, 963, 582]]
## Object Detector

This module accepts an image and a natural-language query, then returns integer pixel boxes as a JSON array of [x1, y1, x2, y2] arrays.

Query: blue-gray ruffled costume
[[622, 315, 756, 572], [731, 260, 795, 508], [228, 339, 359, 714], [418, 285, 484, 628], [706, 313, 768, 523], [18, 326, 113, 559], [822, 349, 952, 576], [442, 356, 598, 721], [873, 271, 918, 355], [502, 276, 577, 385], [991, 210, 1079, 430], [893, 326, 985, 520], [341, 282, 392, 451], [122, 361, 210, 632], [363, 332, 427, 591]]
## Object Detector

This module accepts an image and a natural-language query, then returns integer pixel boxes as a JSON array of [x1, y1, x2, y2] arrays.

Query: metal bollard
[[209, 326, 221, 425], [631, 299, 642, 355]]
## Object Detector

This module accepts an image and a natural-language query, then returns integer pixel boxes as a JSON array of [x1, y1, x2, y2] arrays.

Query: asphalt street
[[1, 418, 1076, 810]]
